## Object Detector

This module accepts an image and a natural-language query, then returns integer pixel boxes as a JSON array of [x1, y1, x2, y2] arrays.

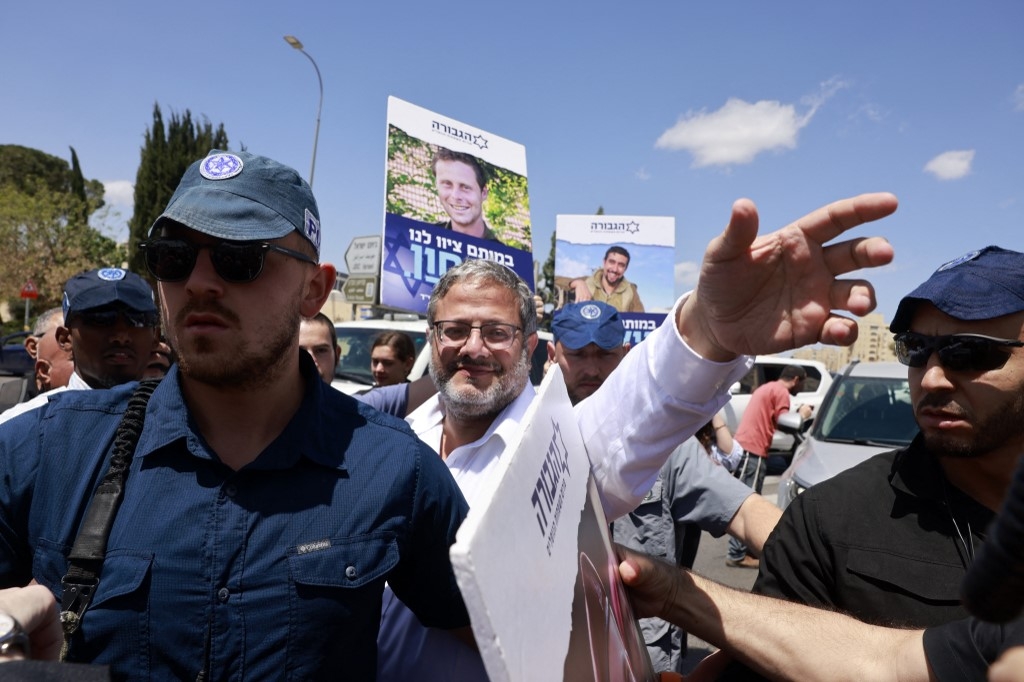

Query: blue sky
[[3, 1, 1022, 324]]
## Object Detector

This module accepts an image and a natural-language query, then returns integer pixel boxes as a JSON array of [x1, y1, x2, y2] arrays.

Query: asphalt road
[[677, 475, 780, 674]]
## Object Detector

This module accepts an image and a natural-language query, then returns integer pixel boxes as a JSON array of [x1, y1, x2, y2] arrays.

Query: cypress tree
[[126, 104, 229, 279]]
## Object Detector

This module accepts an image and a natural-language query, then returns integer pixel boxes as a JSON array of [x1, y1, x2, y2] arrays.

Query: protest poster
[[381, 97, 533, 313], [554, 215, 674, 344], [449, 366, 655, 682]]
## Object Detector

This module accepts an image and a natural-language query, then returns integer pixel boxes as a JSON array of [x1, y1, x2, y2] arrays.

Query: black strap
[[59, 379, 160, 659]]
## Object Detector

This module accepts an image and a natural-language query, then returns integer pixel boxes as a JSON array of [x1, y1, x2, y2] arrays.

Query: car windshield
[[816, 375, 918, 446], [335, 327, 427, 385]]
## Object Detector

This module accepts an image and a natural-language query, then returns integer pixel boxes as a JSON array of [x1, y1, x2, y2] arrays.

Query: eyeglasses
[[139, 238, 317, 283], [432, 321, 521, 350], [68, 308, 160, 329], [894, 332, 1024, 372]]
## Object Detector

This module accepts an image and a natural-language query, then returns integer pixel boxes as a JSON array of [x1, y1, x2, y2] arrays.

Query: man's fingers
[[798, 192, 898, 245], [828, 279, 877, 316], [710, 198, 760, 262], [819, 316, 860, 346], [823, 236, 895, 277]]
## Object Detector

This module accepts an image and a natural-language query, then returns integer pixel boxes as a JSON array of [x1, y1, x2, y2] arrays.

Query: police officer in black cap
[[752, 245, 1024, 639]]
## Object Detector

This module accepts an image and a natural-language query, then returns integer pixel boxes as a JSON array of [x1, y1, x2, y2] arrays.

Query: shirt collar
[[135, 352, 350, 472], [890, 435, 996, 526]]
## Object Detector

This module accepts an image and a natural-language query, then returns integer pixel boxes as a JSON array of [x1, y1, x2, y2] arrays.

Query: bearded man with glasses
[[718, 246, 1024, 682]]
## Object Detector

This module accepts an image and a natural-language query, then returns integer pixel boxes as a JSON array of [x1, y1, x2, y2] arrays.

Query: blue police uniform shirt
[[0, 353, 469, 680]]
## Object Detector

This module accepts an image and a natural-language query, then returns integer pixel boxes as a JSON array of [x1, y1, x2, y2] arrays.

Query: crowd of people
[[0, 148, 1020, 682]]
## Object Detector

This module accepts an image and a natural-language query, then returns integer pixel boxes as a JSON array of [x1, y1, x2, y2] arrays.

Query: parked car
[[0, 332, 33, 376], [720, 355, 833, 471], [776, 361, 919, 510], [331, 318, 428, 394], [331, 317, 552, 395]]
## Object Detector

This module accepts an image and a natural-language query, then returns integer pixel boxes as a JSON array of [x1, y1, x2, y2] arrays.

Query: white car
[[776, 361, 918, 510], [720, 355, 833, 458], [331, 317, 552, 395]]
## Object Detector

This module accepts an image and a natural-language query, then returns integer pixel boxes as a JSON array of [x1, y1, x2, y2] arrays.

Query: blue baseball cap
[[151, 150, 321, 257], [890, 246, 1024, 332], [62, 268, 157, 319], [552, 302, 625, 350]]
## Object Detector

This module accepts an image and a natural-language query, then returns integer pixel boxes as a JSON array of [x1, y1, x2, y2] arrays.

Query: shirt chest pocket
[[284, 535, 401, 679], [845, 547, 963, 603], [35, 543, 154, 667], [288, 534, 399, 589]]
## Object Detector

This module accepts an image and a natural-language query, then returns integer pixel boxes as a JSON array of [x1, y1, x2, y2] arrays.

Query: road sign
[[20, 280, 39, 300], [342, 276, 378, 304], [344, 236, 382, 276]]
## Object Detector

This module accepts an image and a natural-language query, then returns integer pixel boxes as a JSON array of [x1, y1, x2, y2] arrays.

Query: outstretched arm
[[678, 193, 897, 361], [616, 546, 931, 682]]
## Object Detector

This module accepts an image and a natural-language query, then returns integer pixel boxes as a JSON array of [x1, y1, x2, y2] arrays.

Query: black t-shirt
[[924, 616, 1024, 681]]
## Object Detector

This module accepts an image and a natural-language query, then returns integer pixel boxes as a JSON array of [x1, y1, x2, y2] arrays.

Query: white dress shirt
[[376, 293, 753, 680]]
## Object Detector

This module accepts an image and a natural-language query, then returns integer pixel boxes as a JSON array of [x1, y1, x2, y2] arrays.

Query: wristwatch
[[0, 611, 31, 658]]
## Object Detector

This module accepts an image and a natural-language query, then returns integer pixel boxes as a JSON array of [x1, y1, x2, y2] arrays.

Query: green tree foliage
[[536, 230, 557, 331], [126, 104, 229, 278], [0, 146, 120, 325], [535, 205, 605, 330]]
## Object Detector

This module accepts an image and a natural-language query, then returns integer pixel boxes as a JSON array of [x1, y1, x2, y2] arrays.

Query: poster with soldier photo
[[450, 365, 655, 682], [554, 215, 674, 345], [381, 97, 533, 313]]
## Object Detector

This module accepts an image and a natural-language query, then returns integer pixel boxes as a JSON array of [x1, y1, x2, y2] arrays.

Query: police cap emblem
[[199, 153, 244, 181], [580, 304, 602, 320], [97, 268, 127, 281]]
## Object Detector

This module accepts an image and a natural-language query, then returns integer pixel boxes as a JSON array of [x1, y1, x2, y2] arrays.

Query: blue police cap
[[551, 302, 625, 350], [62, 268, 157, 319], [890, 246, 1024, 332], [151, 150, 321, 257]]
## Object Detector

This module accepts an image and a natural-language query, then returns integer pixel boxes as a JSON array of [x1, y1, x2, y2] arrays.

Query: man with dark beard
[[0, 151, 471, 680], [743, 246, 1024, 653]]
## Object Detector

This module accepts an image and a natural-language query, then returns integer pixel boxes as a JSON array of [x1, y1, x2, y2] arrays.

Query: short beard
[[171, 300, 299, 391], [430, 345, 530, 422], [921, 391, 1024, 459]]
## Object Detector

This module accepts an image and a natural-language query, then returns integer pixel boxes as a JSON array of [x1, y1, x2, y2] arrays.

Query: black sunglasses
[[139, 238, 317, 283], [69, 307, 160, 329], [894, 332, 1024, 372]]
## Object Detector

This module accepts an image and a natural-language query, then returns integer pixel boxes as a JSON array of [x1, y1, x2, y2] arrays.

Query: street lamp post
[[283, 35, 323, 188]]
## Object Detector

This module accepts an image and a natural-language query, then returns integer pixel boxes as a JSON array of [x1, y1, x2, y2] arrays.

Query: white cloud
[[674, 260, 700, 290], [558, 255, 593, 279], [923, 150, 974, 181], [103, 180, 134, 208], [634, 167, 651, 181], [655, 77, 847, 168], [1014, 84, 1024, 112]]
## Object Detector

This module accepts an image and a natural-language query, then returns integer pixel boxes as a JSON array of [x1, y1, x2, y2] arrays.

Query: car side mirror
[[777, 411, 808, 435]]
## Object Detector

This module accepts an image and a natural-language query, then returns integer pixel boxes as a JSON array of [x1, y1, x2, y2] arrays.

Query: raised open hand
[[681, 193, 897, 360]]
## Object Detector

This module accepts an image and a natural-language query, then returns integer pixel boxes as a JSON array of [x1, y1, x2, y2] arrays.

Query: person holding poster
[[570, 245, 646, 313], [378, 190, 897, 680], [432, 148, 500, 242]]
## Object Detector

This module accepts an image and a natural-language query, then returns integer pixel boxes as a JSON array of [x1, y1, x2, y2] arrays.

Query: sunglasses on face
[[69, 308, 160, 329], [894, 332, 1024, 372], [139, 238, 317, 283]]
